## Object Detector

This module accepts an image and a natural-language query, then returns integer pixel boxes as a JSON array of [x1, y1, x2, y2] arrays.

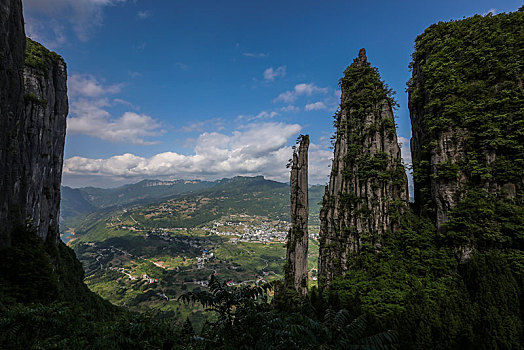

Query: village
[[106, 211, 296, 244]]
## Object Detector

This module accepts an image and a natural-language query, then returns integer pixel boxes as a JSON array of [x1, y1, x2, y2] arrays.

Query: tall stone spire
[[318, 49, 408, 287], [284, 134, 309, 296]]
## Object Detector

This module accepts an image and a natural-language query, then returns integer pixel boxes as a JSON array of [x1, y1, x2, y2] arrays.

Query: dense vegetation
[[323, 9, 523, 349], [2, 9, 523, 350], [408, 10, 524, 217], [325, 208, 523, 348], [25, 37, 64, 74]]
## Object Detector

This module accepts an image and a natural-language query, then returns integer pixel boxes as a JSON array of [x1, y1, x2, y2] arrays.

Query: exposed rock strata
[[284, 135, 309, 296], [0, 0, 68, 246], [318, 49, 408, 287]]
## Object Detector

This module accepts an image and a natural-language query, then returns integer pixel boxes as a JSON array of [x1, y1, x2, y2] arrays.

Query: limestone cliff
[[284, 134, 309, 296], [0, 0, 25, 246], [0, 0, 68, 246], [408, 12, 523, 254], [318, 49, 408, 286], [23, 38, 68, 241]]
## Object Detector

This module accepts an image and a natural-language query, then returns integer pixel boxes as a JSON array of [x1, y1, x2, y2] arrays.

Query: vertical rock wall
[[318, 49, 408, 287], [408, 12, 523, 235], [0, 0, 68, 246], [284, 135, 309, 296], [0, 0, 26, 246], [23, 38, 68, 241]]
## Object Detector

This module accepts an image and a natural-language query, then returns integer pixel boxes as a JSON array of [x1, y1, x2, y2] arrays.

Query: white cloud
[[68, 74, 123, 98], [305, 102, 327, 111], [274, 83, 328, 103], [24, 0, 126, 42], [397, 136, 412, 167], [64, 122, 302, 180], [243, 52, 268, 58], [309, 143, 333, 184], [483, 8, 497, 15], [64, 122, 334, 185], [68, 102, 164, 145], [263, 66, 286, 82], [67, 73, 162, 145], [237, 110, 278, 122]]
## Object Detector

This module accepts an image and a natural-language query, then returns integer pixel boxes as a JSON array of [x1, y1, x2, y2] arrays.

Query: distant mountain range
[[60, 176, 326, 232]]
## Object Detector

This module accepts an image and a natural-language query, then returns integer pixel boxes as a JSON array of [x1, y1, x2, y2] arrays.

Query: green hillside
[[62, 176, 325, 236], [59, 176, 324, 328]]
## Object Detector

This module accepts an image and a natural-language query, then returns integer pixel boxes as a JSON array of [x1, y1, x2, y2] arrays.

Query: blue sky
[[23, 0, 522, 188]]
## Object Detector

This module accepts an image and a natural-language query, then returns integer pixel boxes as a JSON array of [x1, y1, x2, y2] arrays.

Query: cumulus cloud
[[67, 73, 163, 144], [68, 102, 163, 145], [68, 74, 123, 99], [24, 0, 126, 42], [305, 102, 327, 111], [64, 122, 304, 181], [274, 83, 328, 103], [64, 122, 333, 185], [263, 66, 286, 82]]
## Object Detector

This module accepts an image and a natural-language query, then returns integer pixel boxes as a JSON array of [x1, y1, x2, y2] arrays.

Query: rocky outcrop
[[284, 135, 309, 296], [22, 38, 68, 241], [408, 12, 523, 232], [0, 0, 68, 246], [318, 49, 408, 287], [0, 0, 26, 246], [408, 55, 471, 228]]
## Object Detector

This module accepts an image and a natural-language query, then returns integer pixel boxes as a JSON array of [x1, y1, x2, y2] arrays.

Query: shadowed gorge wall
[[318, 49, 408, 287], [0, 0, 68, 246], [0, 0, 26, 246]]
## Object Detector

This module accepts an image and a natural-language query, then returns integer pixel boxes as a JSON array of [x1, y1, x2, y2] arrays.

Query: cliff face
[[408, 12, 523, 256], [0, 0, 68, 246], [318, 49, 408, 286], [23, 38, 68, 241], [284, 135, 309, 296], [0, 0, 25, 246]]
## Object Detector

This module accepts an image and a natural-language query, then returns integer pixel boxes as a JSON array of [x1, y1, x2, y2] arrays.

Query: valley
[[61, 176, 323, 327]]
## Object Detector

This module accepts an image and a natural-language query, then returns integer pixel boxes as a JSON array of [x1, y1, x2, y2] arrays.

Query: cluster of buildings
[[201, 217, 291, 243]]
